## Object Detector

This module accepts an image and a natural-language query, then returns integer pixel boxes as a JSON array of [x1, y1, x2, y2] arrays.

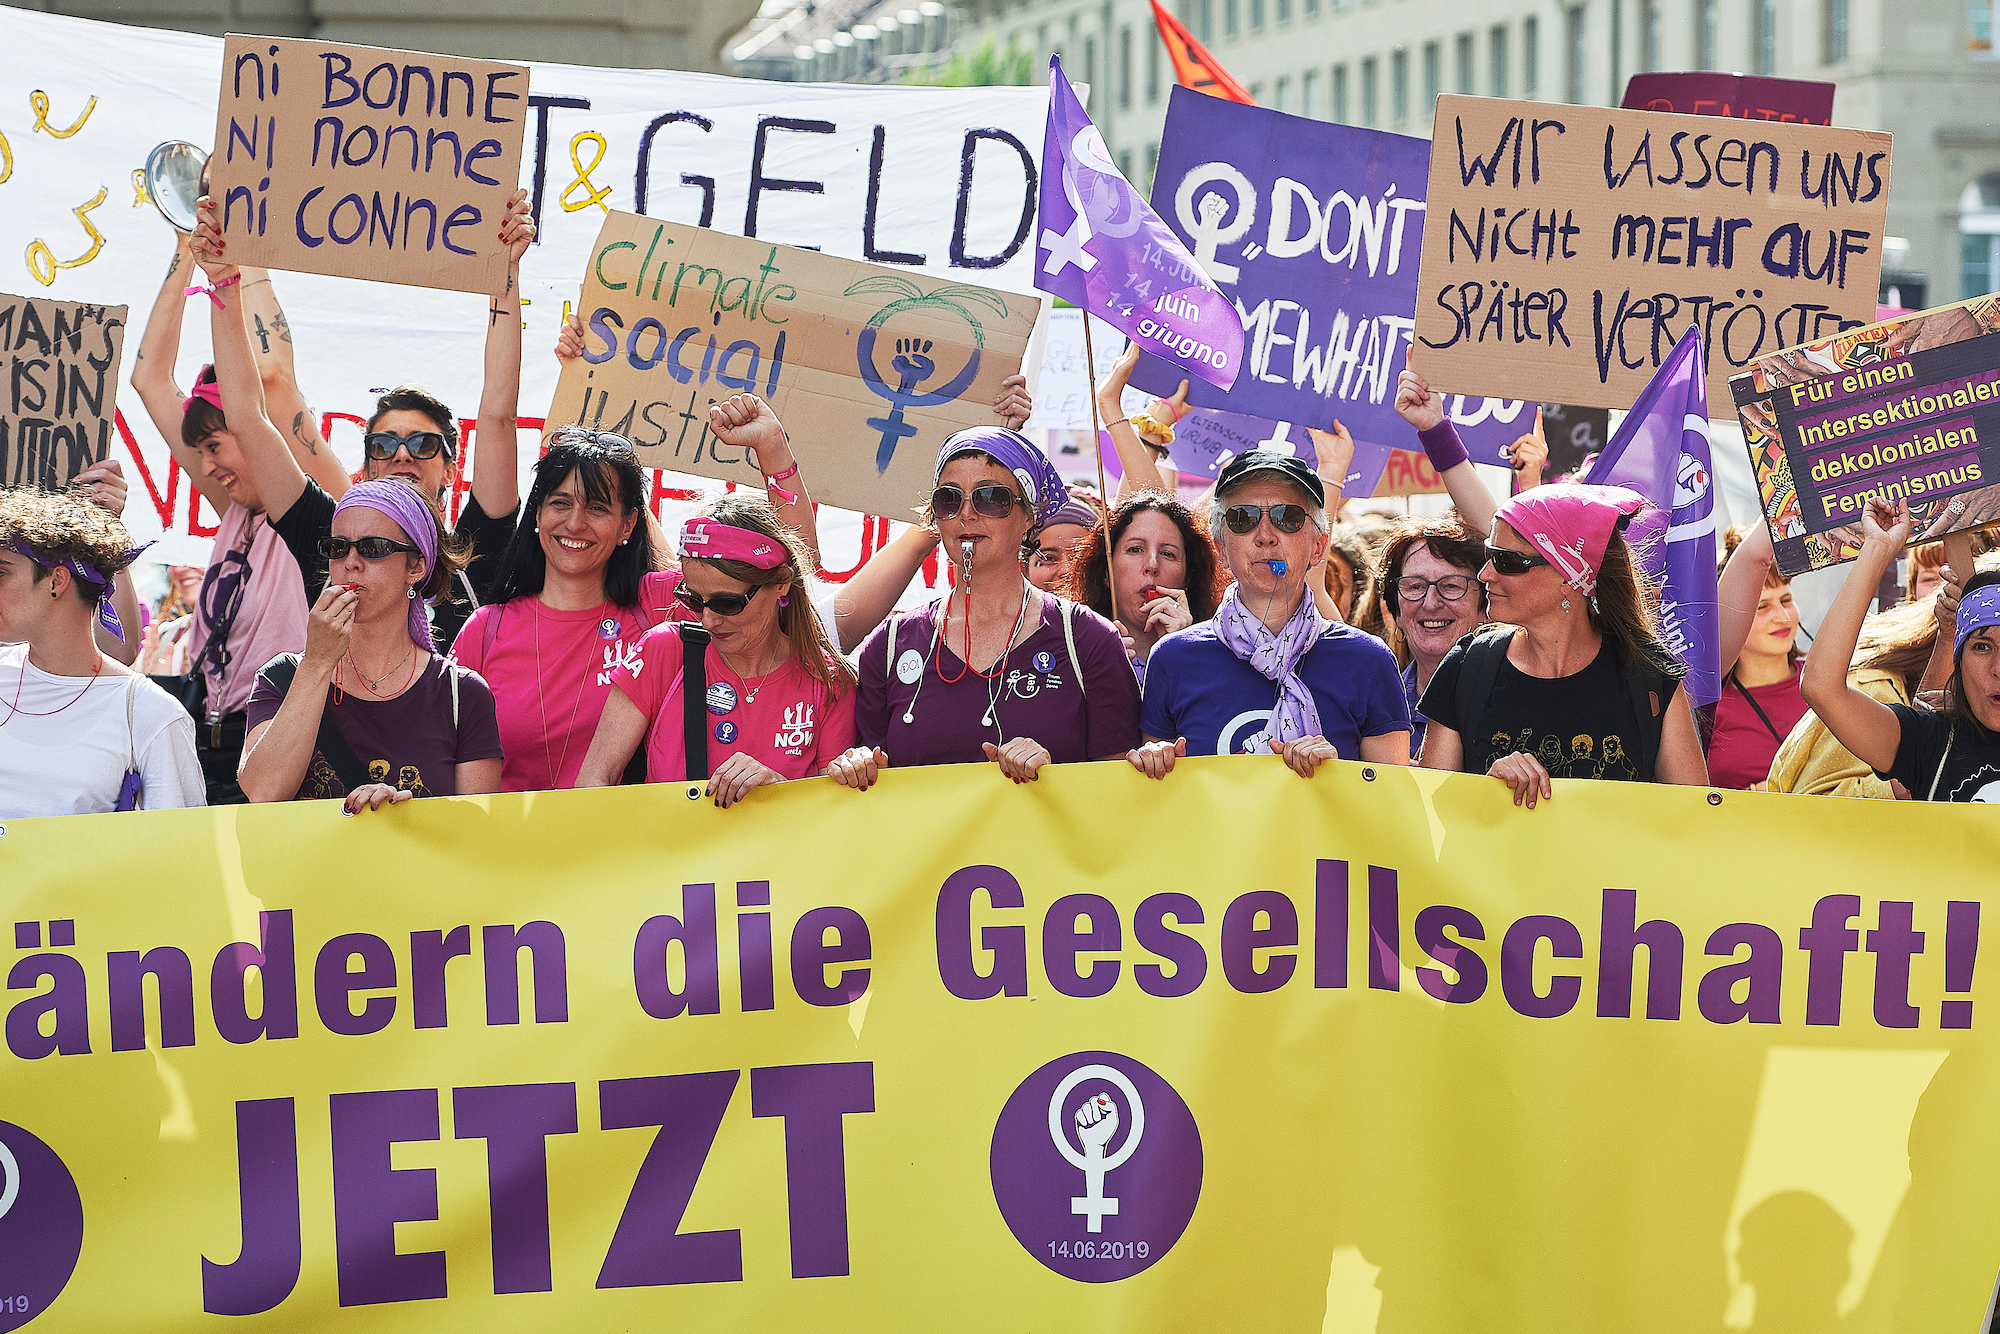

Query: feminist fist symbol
[[893, 338, 936, 385]]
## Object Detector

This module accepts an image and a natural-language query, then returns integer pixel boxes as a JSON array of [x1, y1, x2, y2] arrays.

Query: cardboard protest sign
[[1731, 294, 2000, 575], [0, 294, 126, 490], [1539, 401, 1612, 479], [1022, 308, 1129, 432], [209, 34, 528, 294], [1374, 448, 1449, 497], [1132, 87, 1527, 464], [1621, 72, 1835, 126], [1413, 95, 1891, 417], [552, 212, 1039, 518]]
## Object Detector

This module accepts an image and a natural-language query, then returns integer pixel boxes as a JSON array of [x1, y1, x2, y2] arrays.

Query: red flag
[[1148, 0, 1255, 104]]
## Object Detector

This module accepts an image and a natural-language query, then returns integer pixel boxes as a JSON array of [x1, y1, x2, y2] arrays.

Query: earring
[[1561, 595, 1571, 612], [407, 587, 417, 600], [533, 525, 539, 533], [778, 595, 789, 608], [1588, 594, 1600, 615]]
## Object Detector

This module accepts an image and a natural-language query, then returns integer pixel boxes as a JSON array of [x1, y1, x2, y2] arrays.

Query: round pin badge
[[1033, 650, 1055, 673], [706, 682, 738, 715], [896, 648, 924, 684], [715, 720, 738, 743], [597, 617, 620, 640]]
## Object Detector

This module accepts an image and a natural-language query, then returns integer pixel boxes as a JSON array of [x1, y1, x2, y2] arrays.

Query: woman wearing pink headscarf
[[1417, 482, 1710, 805]]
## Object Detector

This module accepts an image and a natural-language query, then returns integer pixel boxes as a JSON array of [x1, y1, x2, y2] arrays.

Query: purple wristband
[[1417, 419, 1469, 472]]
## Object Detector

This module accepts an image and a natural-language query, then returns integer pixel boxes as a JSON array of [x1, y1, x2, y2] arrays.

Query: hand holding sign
[[1508, 407, 1549, 481]]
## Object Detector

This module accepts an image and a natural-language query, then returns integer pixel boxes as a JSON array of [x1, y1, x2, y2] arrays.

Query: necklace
[[718, 647, 787, 707], [333, 643, 420, 706], [533, 600, 599, 783], [346, 646, 413, 692], [938, 580, 1030, 685], [2, 650, 104, 726]]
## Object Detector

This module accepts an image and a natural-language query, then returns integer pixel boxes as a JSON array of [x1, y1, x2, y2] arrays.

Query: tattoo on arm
[[271, 310, 292, 345], [164, 250, 182, 282], [251, 313, 272, 354], [291, 411, 318, 455]]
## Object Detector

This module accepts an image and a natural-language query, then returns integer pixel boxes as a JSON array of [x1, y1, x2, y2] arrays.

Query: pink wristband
[[185, 271, 243, 309], [764, 460, 801, 505]]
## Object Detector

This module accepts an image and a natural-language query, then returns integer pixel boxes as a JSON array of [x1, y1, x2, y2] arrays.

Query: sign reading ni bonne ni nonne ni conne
[[1413, 95, 1891, 415], [208, 35, 528, 295], [0, 294, 126, 490]]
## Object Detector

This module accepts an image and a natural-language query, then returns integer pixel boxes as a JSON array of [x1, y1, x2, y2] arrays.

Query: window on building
[[1146, 141, 1159, 191], [1148, 29, 1161, 101], [1823, 0, 1849, 61], [1227, 0, 1240, 38], [1696, 0, 1717, 69], [1392, 49, 1408, 121], [1455, 32, 1474, 93], [1643, 0, 1662, 71], [1333, 63, 1349, 121], [1304, 68, 1320, 116], [1119, 26, 1132, 106], [1278, 0, 1292, 20], [1276, 74, 1291, 110], [1119, 148, 1133, 179], [1252, 0, 1265, 31], [1754, 0, 1777, 74], [1423, 40, 1441, 112], [1490, 24, 1509, 96], [1565, 6, 1586, 102], [1524, 16, 1539, 96], [1306, 0, 1320, 14], [1361, 55, 1378, 126], [1086, 34, 1097, 89], [1200, 0, 1214, 43], [1963, 176, 2000, 297]]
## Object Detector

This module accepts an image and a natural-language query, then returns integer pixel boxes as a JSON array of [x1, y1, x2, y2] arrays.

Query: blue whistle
[[1269, 560, 1288, 577]]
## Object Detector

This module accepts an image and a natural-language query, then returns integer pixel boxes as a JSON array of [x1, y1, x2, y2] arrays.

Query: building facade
[[949, 0, 2000, 306]]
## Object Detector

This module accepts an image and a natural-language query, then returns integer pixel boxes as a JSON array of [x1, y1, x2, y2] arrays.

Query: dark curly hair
[[1059, 493, 1224, 624], [0, 486, 140, 601]]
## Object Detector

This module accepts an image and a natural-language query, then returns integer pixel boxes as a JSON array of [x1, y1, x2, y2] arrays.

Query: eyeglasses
[[931, 483, 1021, 521], [320, 536, 422, 561], [1392, 574, 1478, 603], [1222, 503, 1310, 535], [363, 431, 453, 462], [1483, 544, 1552, 576], [673, 583, 761, 618]]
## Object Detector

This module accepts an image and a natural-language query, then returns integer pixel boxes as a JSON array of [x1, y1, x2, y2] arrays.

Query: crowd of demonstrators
[[1059, 492, 1223, 682], [1707, 527, 1809, 790], [1027, 487, 1106, 593], [1770, 598, 1944, 798], [1095, 343, 1182, 500], [1375, 515, 1488, 761]]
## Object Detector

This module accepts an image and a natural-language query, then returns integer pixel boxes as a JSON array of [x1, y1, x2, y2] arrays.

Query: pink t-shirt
[[187, 504, 310, 717], [451, 570, 684, 792], [611, 624, 858, 785]]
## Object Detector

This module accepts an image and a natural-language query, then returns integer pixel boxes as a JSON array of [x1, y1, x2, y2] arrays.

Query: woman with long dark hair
[[1418, 482, 1710, 803], [1059, 493, 1224, 682]]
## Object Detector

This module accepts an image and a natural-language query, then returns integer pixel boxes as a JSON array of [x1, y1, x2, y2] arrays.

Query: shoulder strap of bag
[[1623, 655, 1670, 782], [1728, 670, 1786, 744], [1058, 596, 1083, 684], [116, 675, 143, 812], [450, 656, 460, 730], [1455, 627, 1515, 750], [681, 625, 713, 781], [480, 600, 502, 665], [255, 654, 372, 793], [1929, 723, 1957, 801]]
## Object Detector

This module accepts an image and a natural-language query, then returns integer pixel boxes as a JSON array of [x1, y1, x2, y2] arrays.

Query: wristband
[[185, 271, 242, 309], [763, 459, 801, 505], [1416, 419, 1469, 473]]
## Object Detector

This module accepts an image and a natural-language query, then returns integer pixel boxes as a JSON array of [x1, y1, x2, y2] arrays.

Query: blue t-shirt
[[1141, 621, 1411, 758]]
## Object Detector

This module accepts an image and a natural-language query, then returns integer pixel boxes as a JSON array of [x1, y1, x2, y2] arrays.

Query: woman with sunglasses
[[1058, 493, 1225, 683], [828, 427, 1141, 790], [1132, 450, 1410, 778], [576, 497, 856, 804], [1375, 515, 1489, 760], [239, 479, 502, 810], [1417, 483, 1709, 804], [190, 189, 535, 652]]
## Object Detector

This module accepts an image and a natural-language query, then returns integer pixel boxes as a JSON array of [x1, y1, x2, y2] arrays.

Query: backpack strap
[[116, 675, 143, 812], [450, 657, 460, 731], [1058, 596, 1083, 684], [681, 625, 713, 781], [480, 600, 502, 666], [1623, 655, 1670, 783], [255, 654, 372, 794], [1453, 627, 1516, 754]]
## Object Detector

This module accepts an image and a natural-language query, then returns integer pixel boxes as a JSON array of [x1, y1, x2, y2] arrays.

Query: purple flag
[[1035, 57, 1244, 390], [1582, 326, 1721, 708]]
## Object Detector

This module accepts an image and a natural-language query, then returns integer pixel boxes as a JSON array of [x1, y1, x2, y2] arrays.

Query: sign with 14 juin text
[[551, 213, 1038, 520], [208, 34, 529, 295], [1732, 293, 2000, 574], [1413, 95, 1890, 416], [0, 293, 126, 490]]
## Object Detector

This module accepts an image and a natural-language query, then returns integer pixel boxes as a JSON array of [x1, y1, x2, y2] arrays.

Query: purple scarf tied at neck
[[332, 480, 438, 649], [4, 537, 148, 641], [1211, 583, 1327, 754]]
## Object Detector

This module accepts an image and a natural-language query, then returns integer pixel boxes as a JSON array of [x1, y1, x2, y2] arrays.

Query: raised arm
[[470, 188, 534, 520], [831, 523, 940, 653], [129, 229, 232, 517], [1717, 520, 1777, 675], [1917, 531, 1979, 697], [1395, 350, 1503, 536], [1305, 421, 1355, 622], [1799, 497, 1911, 774], [1097, 344, 1173, 500], [71, 459, 143, 665], [708, 394, 819, 560], [237, 268, 348, 499]]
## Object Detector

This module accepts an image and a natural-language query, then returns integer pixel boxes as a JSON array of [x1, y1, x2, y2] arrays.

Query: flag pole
[[1080, 309, 1121, 633]]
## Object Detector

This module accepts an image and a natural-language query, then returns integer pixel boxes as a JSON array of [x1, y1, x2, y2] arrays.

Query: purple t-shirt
[[855, 595, 1141, 767], [246, 654, 504, 800]]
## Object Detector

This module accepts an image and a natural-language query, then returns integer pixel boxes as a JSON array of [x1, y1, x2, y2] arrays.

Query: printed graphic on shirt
[[896, 648, 924, 684], [708, 681, 738, 714], [599, 638, 643, 688], [1493, 725, 1637, 781], [1003, 668, 1064, 700], [776, 701, 817, 756], [1219, 709, 1274, 755], [1947, 769, 2000, 802]]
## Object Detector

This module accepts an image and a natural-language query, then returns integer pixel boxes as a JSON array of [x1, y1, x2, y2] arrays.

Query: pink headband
[[1494, 483, 1652, 596], [679, 517, 787, 569], [183, 373, 223, 417]]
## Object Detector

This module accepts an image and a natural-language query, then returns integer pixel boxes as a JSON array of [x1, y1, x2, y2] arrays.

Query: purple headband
[[1044, 497, 1102, 532], [332, 480, 438, 649], [1955, 585, 2000, 662], [935, 426, 1067, 527], [4, 537, 148, 641]]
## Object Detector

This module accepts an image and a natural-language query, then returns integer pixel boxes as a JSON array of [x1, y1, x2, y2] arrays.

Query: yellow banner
[[3, 760, 1998, 1332]]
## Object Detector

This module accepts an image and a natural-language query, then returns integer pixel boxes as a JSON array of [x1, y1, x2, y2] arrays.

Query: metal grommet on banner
[[0, 824, 7, 837], [1362, 767, 1377, 781], [1707, 791, 1723, 806], [686, 785, 703, 801]]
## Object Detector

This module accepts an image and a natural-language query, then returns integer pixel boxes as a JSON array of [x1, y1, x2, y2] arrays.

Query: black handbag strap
[[1727, 670, 1786, 744], [682, 625, 712, 781], [256, 655, 373, 793]]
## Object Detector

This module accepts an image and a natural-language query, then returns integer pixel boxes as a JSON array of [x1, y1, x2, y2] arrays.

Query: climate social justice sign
[[1413, 95, 1891, 416], [554, 213, 1037, 519], [1132, 87, 1528, 464], [0, 293, 126, 489], [4, 762, 1999, 1330], [1732, 294, 2000, 574], [0, 7, 1046, 568], [208, 35, 530, 295]]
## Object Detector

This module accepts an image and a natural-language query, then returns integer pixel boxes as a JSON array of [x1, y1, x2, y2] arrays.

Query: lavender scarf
[[1212, 583, 1326, 753], [332, 480, 438, 650]]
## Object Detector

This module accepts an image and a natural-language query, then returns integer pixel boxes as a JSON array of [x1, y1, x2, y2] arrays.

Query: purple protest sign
[[1129, 85, 1528, 464], [1035, 58, 1244, 391], [1121, 407, 1394, 496], [1620, 72, 1835, 125]]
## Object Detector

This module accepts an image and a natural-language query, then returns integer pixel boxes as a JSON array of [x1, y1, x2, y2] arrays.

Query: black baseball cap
[[1214, 450, 1325, 509]]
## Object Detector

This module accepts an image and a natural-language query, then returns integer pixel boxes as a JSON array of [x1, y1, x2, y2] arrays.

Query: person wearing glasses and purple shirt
[[1130, 450, 1411, 779], [828, 427, 1141, 790]]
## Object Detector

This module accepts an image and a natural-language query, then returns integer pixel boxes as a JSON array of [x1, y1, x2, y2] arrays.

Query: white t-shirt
[[0, 644, 207, 819]]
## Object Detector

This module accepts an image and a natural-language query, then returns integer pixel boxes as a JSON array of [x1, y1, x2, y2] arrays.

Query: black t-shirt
[[1879, 703, 2000, 802], [1419, 635, 1669, 782], [271, 480, 519, 651]]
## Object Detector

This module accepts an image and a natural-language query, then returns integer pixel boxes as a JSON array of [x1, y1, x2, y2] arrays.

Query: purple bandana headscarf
[[935, 427, 1067, 527], [1955, 586, 2000, 662], [4, 537, 147, 641], [332, 480, 438, 649], [1211, 583, 1328, 754]]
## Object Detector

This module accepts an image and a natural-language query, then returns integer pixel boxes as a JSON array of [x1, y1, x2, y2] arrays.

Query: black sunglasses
[[363, 431, 453, 462], [1392, 574, 1478, 603], [931, 483, 1021, 521], [1483, 544, 1551, 576], [1223, 503, 1310, 535], [673, 583, 761, 618], [320, 536, 423, 561]]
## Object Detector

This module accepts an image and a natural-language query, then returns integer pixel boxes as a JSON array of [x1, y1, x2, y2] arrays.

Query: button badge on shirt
[[1033, 650, 1054, 672], [896, 648, 924, 684], [715, 720, 738, 743], [707, 682, 737, 715], [598, 617, 620, 640]]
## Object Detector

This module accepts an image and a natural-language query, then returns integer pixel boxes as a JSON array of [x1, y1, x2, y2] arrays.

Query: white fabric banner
[[0, 6, 1048, 590]]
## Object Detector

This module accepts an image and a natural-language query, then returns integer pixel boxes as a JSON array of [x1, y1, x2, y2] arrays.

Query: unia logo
[[0, 1122, 84, 1330]]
